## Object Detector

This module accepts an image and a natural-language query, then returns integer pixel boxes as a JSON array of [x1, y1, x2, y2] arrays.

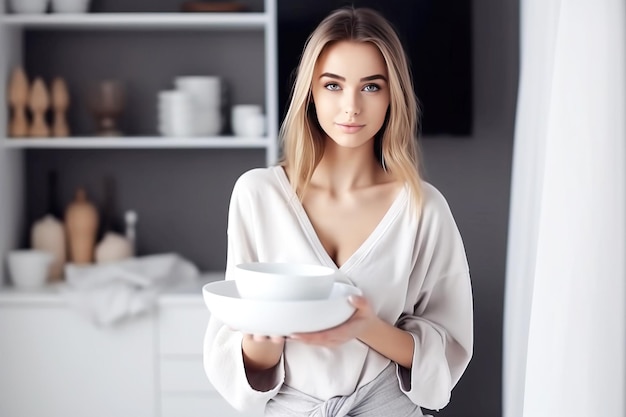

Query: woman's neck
[[311, 139, 385, 192]]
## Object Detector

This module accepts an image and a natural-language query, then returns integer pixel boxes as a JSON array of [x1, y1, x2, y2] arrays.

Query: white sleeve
[[202, 174, 285, 412], [395, 187, 474, 411]]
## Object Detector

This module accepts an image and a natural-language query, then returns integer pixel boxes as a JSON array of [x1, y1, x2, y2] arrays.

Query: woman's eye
[[324, 83, 341, 91], [363, 84, 380, 92]]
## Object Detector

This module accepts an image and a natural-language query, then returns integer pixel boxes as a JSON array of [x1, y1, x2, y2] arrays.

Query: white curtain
[[503, 1, 626, 417]]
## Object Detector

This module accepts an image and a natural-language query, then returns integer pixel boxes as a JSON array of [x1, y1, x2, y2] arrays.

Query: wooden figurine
[[65, 187, 99, 264], [7, 67, 30, 137], [51, 77, 70, 137], [28, 77, 51, 137]]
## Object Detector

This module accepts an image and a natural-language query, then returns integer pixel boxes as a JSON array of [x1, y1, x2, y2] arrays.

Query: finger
[[348, 295, 368, 309]]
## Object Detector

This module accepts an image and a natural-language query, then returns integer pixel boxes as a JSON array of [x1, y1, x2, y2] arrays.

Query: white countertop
[[0, 271, 225, 306]]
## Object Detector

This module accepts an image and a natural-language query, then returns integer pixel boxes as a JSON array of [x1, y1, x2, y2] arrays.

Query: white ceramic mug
[[7, 249, 54, 289]]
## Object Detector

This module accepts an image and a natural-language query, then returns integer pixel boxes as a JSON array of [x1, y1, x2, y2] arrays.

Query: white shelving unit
[[1, 136, 271, 149], [0, 0, 279, 284], [0, 12, 270, 29]]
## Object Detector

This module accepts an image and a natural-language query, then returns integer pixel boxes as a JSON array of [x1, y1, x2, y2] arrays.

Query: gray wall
[[23, 1, 519, 416], [421, 0, 518, 415]]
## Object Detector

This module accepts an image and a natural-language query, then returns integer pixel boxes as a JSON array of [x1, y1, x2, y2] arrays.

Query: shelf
[[1, 136, 270, 149], [0, 13, 269, 30]]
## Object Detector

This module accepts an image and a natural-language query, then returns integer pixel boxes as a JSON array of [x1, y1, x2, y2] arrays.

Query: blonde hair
[[279, 6, 424, 210]]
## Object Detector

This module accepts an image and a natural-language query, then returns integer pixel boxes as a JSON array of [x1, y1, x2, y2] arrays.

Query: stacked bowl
[[203, 262, 361, 336], [158, 76, 223, 137]]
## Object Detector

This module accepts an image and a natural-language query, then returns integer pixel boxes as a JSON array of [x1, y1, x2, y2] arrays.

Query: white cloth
[[61, 253, 199, 326], [204, 166, 473, 412], [504, 1, 626, 416]]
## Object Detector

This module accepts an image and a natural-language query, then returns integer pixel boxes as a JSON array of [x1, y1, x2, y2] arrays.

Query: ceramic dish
[[234, 262, 336, 301], [203, 280, 361, 336]]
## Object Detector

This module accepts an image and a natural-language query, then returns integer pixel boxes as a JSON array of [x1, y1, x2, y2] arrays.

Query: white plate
[[202, 280, 361, 336]]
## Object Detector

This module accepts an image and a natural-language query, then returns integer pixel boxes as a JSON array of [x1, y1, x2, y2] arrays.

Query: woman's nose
[[342, 91, 361, 116]]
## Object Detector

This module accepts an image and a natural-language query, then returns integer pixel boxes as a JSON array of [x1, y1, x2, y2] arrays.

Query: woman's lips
[[336, 123, 365, 133]]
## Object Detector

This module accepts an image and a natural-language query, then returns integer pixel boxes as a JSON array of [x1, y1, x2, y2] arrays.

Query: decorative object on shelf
[[28, 77, 51, 137], [7, 67, 30, 137], [50, 0, 90, 13], [95, 232, 132, 263], [51, 77, 70, 137], [8, 0, 50, 14], [88, 79, 125, 136], [94, 176, 132, 263], [231, 104, 265, 137], [180, 1, 247, 12], [65, 187, 99, 264], [30, 170, 66, 282], [174, 76, 223, 136], [7, 249, 54, 289], [157, 90, 194, 137], [124, 210, 137, 256]]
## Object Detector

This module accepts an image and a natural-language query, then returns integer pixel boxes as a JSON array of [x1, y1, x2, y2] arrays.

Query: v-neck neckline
[[272, 165, 407, 273]]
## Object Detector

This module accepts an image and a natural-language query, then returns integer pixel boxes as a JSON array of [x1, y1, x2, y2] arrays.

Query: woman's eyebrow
[[319, 72, 388, 82]]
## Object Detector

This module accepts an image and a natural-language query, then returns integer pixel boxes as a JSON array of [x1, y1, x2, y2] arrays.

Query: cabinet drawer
[[159, 305, 210, 356], [161, 394, 262, 417], [160, 358, 214, 393]]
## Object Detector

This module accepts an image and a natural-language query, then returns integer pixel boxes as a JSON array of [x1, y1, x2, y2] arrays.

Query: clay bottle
[[31, 171, 66, 281], [65, 187, 99, 264]]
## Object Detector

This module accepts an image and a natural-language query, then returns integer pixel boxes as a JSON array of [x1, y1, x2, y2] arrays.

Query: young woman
[[204, 7, 473, 416]]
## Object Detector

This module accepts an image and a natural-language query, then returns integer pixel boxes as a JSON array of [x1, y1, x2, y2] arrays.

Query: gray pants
[[265, 364, 429, 417]]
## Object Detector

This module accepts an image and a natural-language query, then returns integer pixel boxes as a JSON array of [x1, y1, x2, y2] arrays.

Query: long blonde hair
[[279, 6, 424, 210]]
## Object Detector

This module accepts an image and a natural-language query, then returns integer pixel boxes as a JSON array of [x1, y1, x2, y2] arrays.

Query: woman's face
[[311, 41, 390, 150]]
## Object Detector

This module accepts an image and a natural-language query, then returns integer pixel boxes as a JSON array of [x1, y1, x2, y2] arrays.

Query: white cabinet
[[0, 283, 264, 417], [0, 301, 157, 417], [157, 294, 264, 417]]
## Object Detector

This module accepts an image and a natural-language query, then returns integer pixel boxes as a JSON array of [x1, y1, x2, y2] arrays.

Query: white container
[[231, 104, 263, 136], [174, 76, 222, 108], [157, 90, 195, 137], [50, 0, 90, 13], [234, 262, 336, 301], [7, 249, 54, 289], [203, 280, 360, 336], [9, 0, 49, 14]]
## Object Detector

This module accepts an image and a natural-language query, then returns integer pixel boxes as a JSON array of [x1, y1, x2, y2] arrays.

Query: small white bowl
[[234, 262, 336, 301], [203, 280, 361, 335], [7, 249, 54, 289]]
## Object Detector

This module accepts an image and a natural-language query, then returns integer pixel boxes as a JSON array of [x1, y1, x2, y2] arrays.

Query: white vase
[[50, 0, 90, 13], [9, 0, 49, 14]]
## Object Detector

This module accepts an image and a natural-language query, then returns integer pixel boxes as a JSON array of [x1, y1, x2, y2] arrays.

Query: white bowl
[[234, 262, 336, 301], [203, 280, 361, 335], [7, 249, 54, 289]]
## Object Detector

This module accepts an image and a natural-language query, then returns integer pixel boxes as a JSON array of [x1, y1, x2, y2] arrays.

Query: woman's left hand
[[289, 295, 377, 348]]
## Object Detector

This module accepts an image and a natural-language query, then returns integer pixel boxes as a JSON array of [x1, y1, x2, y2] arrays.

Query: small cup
[[7, 250, 54, 289]]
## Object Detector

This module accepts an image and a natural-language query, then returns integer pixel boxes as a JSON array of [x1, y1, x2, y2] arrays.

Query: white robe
[[204, 166, 473, 412]]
